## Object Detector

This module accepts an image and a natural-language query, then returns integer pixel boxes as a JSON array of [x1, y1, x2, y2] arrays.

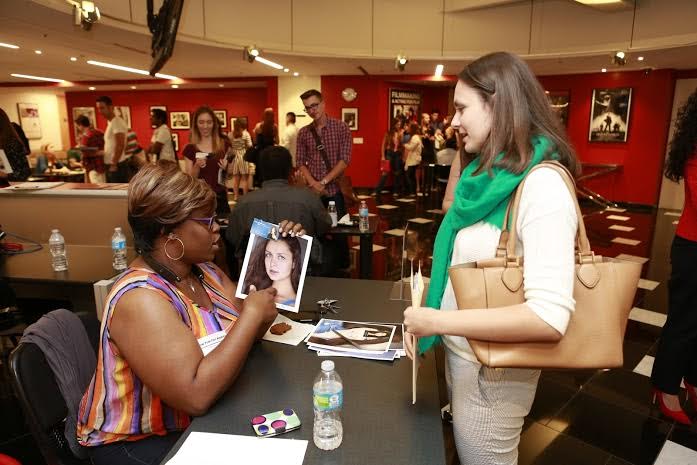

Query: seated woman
[[77, 161, 305, 465], [34, 143, 65, 174], [243, 236, 302, 307]]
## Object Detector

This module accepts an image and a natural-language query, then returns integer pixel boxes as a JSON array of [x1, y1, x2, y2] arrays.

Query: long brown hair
[[243, 236, 302, 295], [190, 105, 225, 155], [0, 108, 20, 148], [458, 52, 580, 177]]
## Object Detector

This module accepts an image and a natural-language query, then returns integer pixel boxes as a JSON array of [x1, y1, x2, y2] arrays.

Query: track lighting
[[395, 55, 408, 72], [612, 51, 627, 66], [244, 46, 260, 64]]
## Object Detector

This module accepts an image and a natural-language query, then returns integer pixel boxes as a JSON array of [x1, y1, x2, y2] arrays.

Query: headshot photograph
[[236, 218, 312, 312]]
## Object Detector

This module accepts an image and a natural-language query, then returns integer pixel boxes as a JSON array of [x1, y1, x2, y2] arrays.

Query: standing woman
[[250, 108, 279, 187], [403, 122, 423, 195], [650, 88, 697, 425], [0, 108, 31, 186], [374, 120, 404, 196], [184, 106, 232, 215], [403, 52, 580, 465], [228, 119, 253, 201]]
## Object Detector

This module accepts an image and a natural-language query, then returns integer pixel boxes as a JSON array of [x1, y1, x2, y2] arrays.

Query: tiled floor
[[2, 186, 696, 465]]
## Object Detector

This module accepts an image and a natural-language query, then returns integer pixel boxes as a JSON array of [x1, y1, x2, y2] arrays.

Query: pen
[[332, 329, 363, 350]]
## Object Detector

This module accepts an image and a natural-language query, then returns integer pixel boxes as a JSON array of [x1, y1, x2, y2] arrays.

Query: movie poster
[[389, 89, 421, 128], [588, 88, 632, 142]]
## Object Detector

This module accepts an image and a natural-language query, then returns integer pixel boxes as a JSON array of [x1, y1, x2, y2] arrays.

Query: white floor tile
[[638, 279, 660, 291], [605, 207, 627, 213], [665, 211, 682, 217], [427, 209, 444, 215], [351, 244, 386, 252], [654, 440, 697, 465], [607, 215, 630, 221], [673, 220, 679, 225], [629, 307, 666, 327], [633, 355, 654, 377], [351, 213, 377, 217], [408, 217, 433, 224], [396, 198, 416, 203], [384, 228, 415, 237], [356, 194, 371, 200], [381, 190, 390, 194], [609, 224, 635, 232], [377, 204, 399, 210], [612, 237, 641, 246], [615, 254, 649, 264], [416, 192, 424, 197]]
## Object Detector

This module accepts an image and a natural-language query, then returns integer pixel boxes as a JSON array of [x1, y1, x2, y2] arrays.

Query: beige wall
[[277, 75, 321, 139], [0, 87, 67, 152]]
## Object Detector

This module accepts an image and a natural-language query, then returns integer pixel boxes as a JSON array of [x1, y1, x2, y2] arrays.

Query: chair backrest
[[9, 312, 99, 465]]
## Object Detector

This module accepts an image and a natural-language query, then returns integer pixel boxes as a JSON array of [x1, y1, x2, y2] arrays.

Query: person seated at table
[[34, 143, 65, 174], [77, 161, 306, 465], [66, 147, 83, 170], [242, 235, 303, 306], [0, 108, 31, 186]]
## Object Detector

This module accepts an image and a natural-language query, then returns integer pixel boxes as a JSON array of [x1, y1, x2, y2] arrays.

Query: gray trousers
[[446, 350, 540, 465]]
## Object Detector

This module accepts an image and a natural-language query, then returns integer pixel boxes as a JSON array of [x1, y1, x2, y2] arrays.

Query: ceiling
[[0, 0, 696, 89]]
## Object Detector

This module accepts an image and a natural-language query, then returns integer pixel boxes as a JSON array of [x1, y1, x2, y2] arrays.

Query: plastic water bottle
[[111, 227, 128, 271], [358, 200, 370, 233], [48, 229, 68, 271], [313, 360, 343, 450], [328, 201, 338, 227]]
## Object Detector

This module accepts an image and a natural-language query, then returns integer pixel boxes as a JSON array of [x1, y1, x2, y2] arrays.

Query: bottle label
[[112, 239, 126, 250], [359, 208, 368, 216], [313, 389, 343, 411]]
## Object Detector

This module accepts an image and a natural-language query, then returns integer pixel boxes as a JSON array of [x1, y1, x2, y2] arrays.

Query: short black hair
[[151, 109, 167, 124], [286, 112, 296, 123], [96, 95, 113, 106], [300, 89, 322, 101], [258, 145, 292, 182], [75, 115, 90, 127]]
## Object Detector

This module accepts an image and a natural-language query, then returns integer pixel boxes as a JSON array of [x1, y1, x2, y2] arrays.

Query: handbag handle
[[498, 161, 593, 261]]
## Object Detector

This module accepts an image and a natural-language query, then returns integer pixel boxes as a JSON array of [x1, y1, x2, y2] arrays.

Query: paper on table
[[262, 313, 315, 346], [0, 149, 13, 174], [166, 432, 308, 465], [410, 262, 424, 405]]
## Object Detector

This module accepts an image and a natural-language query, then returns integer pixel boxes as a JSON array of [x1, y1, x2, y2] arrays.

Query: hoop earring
[[164, 233, 185, 261]]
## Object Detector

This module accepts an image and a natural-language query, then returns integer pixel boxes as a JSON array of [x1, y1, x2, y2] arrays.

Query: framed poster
[[71, 106, 97, 141], [230, 116, 248, 129], [341, 108, 358, 131], [214, 110, 227, 128], [172, 132, 179, 152], [389, 89, 421, 128], [547, 90, 570, 127], [588, 87, 632, 142], [17, 103, 41, 139], [114, 106, 131, 129], [170, 111, 191, 130]]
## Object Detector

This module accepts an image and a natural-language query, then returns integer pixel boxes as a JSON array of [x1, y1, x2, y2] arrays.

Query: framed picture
[[114, 106, 131, 129], [172, 133, 179, 152], [71, 106, 97, 142], [588, 87, 632, 142], [547, 90, 570, 127], [150, 106, 167, 128], [230, 116, 248, 129], [389, 88, 421, 129], [17, 103, 41, 139], [170, 111, 191, 130], [236, 218, 313, 313], [214, 110, 227, 128], [342, 108, 358, 131]]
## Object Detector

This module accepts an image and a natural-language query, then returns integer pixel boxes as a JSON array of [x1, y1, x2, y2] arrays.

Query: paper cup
[[195, 152, 208, 167]]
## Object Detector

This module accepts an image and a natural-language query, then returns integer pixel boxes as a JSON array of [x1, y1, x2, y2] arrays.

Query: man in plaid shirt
[[296, 89, 352, 217]]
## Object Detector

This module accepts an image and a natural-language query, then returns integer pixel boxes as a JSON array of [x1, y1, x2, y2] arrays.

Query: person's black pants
[[375, 152, 404, 195], [651, 234, 697, 394], [88, 432, 182, 465], [405, 165, 417, 195], [105, 160, 130, 183]]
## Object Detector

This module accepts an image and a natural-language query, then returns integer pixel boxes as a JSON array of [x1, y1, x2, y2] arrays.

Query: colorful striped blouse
[[77, 263, 240, 447]]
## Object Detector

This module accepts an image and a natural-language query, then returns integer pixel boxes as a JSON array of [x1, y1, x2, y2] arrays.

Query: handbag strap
[[498, 160, 592, 260], [308, 124, 333, 173]]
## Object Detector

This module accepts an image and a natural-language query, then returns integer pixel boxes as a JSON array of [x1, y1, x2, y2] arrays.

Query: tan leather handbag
[[448, 161, 642, 369]]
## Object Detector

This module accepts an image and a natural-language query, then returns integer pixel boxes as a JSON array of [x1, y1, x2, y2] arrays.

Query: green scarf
[[417, 135, 552, 354]]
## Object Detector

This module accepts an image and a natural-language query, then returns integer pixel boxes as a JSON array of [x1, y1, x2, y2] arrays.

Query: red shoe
[[685, 381, 697, 411], [652, 388, 692, 425]]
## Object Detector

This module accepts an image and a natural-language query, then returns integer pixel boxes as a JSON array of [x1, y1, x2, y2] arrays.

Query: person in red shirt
[[75, 115, 106, 183], [651, 87, 697, 425]]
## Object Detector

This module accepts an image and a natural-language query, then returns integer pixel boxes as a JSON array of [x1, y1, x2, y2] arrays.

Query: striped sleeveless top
[[77, 263, 240, 447]]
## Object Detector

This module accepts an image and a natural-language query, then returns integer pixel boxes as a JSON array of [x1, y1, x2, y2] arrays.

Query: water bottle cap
[[51, 229, 59, 233], [321, 360, 335, 372], [328, 201, 335, 205], [115, 227, 122, 232]]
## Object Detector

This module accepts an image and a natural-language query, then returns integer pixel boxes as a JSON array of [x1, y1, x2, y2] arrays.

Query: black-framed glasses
[[303, 102, 321, 113], [189, 214, 217, 231]]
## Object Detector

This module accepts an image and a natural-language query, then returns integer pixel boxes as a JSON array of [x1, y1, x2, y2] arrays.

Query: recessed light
[[544, 90, 550, 94], [34, 50, 42, 55], [638, 56, 644, 61], [601, 68, 607, 73], [293, 72, 299, 77], [171, 84, 179, 89], [0, 42, 19, 49], [70, 56, 77, 62], [283, 68, 289, 73], [88, 86, 96, 90], [130, 86, 137, 89], [218, 84, 224, 87], [10, 73, 64, 83], [86, 60, 178, 80]]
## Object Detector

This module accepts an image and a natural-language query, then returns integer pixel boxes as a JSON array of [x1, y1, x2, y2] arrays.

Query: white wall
[[658, 78, 697, 210], [277, 75, 321, 139], [0, 88, 67, 152]]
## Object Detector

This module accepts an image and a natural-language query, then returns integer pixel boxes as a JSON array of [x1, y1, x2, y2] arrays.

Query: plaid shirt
[[80, 128, 106, 174], [297, 116, 352, 196]]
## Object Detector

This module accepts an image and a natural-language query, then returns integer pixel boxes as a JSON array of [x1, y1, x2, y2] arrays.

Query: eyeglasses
[[303, 102, 321, 113], [189, 215, 217, 231]]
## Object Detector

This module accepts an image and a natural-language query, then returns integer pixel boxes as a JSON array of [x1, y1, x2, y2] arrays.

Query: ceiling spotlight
[[171, 84, 179, 88], [130, 85, 136, 89], [612, 51, 627, 66], [68, 0, 101, 31], [395, 55, 408, 72], [638, 56, 644, 61], [70, 56, 77, 61], [34, 50, 42, 55], [88, 86, 96, 90], [218, 84, 224, 87], [243, 46, 260, 63], [434, 64, 444, 77], [601, 68, 607, 73], [283, 68, 289, 73], [293, 72, 299, 77]]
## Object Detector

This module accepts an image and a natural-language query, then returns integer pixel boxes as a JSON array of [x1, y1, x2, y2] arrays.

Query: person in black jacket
[[0, 108, 31, 185]]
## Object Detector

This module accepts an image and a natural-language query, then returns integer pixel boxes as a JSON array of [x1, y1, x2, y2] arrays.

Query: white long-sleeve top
[[441, 166, 578, 363], [404, 134, 423, 168]]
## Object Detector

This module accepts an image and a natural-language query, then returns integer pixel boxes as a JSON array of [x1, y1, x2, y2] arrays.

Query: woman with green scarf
[[403, 52, 581, 465]]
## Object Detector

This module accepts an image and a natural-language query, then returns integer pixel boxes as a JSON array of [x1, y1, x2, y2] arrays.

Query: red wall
[[321, 75, 452, 187], [538, 70, 675, 206], [65, 78, 277, 150]]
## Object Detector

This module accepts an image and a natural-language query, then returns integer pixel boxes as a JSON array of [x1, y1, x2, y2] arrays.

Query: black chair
[[9, 312, 99, 465]]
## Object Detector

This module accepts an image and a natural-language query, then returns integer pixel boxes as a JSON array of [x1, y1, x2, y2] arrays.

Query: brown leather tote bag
[[448, 161, 642, 369]]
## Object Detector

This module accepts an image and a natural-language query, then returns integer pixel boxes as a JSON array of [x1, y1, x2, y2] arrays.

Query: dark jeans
[[105, 159, 130, 183], [651, 235, 697, 393], [405, 165, 418, 195], [88, 432, 182, 465]]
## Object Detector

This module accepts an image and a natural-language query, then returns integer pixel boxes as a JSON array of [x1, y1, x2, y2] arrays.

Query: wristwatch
[[320, 179, 328, 186]]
